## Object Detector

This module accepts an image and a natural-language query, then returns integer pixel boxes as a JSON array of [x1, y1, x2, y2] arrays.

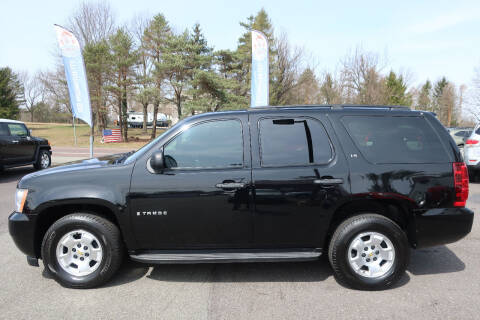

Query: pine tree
[[84, 40, 111, 132], [143, 13, 171, 139], [385, 71, 412, 106], [417, 80, 432, 111], [108, 28, 138, 142], [0, 67, 23, 119]]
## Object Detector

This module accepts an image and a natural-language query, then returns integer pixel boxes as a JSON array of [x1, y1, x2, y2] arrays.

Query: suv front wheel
[[34, 149, 51, 170], [328, 214, 409, 290], [41, 214, 124, 288]]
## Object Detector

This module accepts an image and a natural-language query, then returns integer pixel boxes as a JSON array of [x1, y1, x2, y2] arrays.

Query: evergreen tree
[[143, 13, 171, 139], [84, 40, 111, 132], [385, 71, 412, 106], [417, 80, 432, 111], [108, 28, 138, 142], [236, 9, 276, 107], [0, 67, 23, 119]]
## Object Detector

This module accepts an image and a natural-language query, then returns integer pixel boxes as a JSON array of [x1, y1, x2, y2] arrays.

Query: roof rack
[[249, 105, 411, 111], [331, 105, 410, 111]]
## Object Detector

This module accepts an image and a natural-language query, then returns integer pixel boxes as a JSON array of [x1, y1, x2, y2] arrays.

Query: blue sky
[[1, 0, 479, 87]]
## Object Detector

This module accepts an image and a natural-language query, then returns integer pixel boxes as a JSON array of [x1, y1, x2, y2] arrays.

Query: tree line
[[0, 1, 477, 142]]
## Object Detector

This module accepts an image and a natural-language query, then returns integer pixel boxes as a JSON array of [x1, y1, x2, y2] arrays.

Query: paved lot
[[0, 164, 479, 319]]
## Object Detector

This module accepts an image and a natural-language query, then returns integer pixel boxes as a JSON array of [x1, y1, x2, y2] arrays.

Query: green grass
[[26, 122, 166, 149]]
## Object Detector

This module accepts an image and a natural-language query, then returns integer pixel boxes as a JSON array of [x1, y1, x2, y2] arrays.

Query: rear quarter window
[[341, 115, 449, 164]]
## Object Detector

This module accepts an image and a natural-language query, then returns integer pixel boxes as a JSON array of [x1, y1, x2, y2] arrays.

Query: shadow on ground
[[95, 244, 465, 289], [0, 166, 36, 184], [408, 245, 465, 275]]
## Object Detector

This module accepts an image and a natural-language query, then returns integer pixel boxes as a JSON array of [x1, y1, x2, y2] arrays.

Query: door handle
[[314, 178, 344, 185], [215, 182, 245, 189]]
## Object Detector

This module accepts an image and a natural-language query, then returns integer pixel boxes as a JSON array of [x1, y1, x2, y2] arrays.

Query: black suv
[[0, 119, 51, 171], [8, 106, 473, 290]]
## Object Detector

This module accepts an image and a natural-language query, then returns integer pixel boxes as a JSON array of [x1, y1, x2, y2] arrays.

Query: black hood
[[19, 151, 134, 183]]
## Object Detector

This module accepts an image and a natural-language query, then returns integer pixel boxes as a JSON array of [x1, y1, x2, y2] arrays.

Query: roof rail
[[331, 105, 410, 111], [249, 105, 411, 111]]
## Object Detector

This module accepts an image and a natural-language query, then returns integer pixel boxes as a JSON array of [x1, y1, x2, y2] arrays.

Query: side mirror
[[150, 150, 165, 172]]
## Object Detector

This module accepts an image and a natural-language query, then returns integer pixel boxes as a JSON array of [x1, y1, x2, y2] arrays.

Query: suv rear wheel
[[41, 214, 124, 288], [34, 149, 51, 170], [328, 214, 409, 290]]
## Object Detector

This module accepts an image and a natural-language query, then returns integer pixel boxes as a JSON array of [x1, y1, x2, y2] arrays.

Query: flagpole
[[72, 115, 77, 145], [90, 126, 93, 158]]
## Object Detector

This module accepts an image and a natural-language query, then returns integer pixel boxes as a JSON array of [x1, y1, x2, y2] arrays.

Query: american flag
[[102, 129, 122, 143]]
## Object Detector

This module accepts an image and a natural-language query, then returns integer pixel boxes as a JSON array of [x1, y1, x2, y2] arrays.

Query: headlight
[[15, 189, 28, 213]]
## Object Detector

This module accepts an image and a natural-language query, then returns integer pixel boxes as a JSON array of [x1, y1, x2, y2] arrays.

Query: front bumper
[[413, 207, 474, 248], [8, 212, 38, 258]]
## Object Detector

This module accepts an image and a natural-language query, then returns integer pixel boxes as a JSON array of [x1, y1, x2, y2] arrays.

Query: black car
[[8, 105, 473, 290], [0, 119, 51, 171]]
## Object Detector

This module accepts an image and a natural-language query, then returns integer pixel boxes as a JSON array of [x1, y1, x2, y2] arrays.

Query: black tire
[[328, 214, 409, 290], [34, 149, 51, 170], [41, 214, 124, 289]]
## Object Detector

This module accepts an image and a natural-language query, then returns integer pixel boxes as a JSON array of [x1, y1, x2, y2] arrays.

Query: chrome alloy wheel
[[55, 229, 103, 277], [40, 153, 50, 168], [347, 231, 395, 278]]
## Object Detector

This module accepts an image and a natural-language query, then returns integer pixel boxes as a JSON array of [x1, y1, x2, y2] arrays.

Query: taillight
[[453, 162, 469, 207], [465, 139, 479, 145]]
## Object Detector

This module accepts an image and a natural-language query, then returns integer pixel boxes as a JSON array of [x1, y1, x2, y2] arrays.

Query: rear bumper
[[413, 207, 474, 248], [8, 212, 37, 258]]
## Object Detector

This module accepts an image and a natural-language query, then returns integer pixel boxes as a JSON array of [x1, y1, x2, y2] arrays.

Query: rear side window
[[259, 117, 333, 166], [342, 116, 449, 164], [0, 124, 9, 136]]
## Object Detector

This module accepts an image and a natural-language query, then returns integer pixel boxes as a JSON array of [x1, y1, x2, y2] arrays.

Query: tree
[[270, 33, 304, 105], [68, 0, 116, 47], [384, 71, 412, 106], [157, 30, 198, 119], [0, 67, 23, 119], [340, 47, 386, 104], [319, 72, 342, 104], [237, 9, 276, 106], [21, 71, 44, 122], [84, 40, 111, 132], [132, 13, 154, 132], [416, 80, 432, 111], [143, 13, 171, 139], [292, 68, 319, 104], [107, 28, 137, 142]]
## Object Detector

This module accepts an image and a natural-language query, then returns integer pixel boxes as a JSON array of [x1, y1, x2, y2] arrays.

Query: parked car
[[0, 119, 51, 171], [448, 128, 473, 146], [464, 123, 480, 181], [9, 105, 473, 290]]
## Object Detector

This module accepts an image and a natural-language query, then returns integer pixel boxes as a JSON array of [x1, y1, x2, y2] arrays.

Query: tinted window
[[7, 123, 28, 136], [259, 118, 332, 166], [164, 119, 243, 168], [342, 116, 449, 164], [0, 124, 9, 136]]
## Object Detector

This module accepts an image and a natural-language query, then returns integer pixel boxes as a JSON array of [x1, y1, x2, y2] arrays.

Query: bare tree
[[68, 0, 116, 47], [340, 47, 386, 104], [20, 71, 44, 122], [270, 32, 304, 105]]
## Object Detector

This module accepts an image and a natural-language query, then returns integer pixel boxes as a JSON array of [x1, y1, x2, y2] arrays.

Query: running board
[[130, 249, 322, 264]]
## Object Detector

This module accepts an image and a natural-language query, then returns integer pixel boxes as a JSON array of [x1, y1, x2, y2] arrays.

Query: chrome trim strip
[[130, 250, 322, 264]]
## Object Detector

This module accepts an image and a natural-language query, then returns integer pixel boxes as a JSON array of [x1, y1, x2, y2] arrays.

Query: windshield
[[124, 120, 185, 164]]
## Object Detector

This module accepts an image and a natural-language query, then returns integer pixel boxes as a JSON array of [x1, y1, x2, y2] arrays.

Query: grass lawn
[[26, 122, 167, 149]]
